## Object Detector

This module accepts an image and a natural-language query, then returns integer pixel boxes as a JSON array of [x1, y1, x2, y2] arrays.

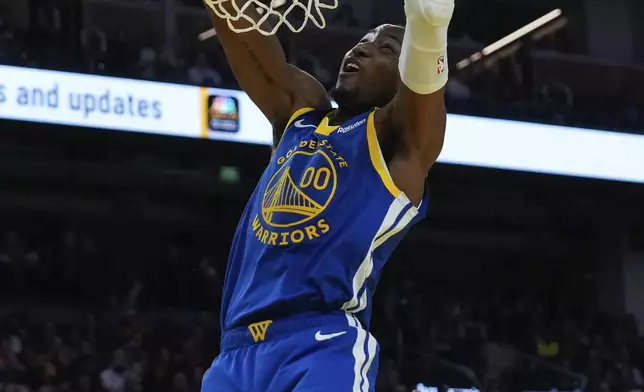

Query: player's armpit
[[203, 0, 330, 147], [271, 66, 331, 146]]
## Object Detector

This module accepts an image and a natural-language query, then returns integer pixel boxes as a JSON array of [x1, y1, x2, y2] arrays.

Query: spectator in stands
[[32, 0, 61, 38], [536, 325, 560, 359], [79, 21, 107, 73], [172, 372, 190, 392], [615, 346, 644, 391], [99, 350, 127, 392], [377, 358, 407, 392], [107, 30, 136, 77], [137, 38, 158, 80], [187, 53, 223, 87], [538, 70, 574, 125], [0, 10, 17, 64]]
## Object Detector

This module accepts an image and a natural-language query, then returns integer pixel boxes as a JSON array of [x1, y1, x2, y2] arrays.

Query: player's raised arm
[[379, 0, 454, 204], [203, 0, 331, 146]]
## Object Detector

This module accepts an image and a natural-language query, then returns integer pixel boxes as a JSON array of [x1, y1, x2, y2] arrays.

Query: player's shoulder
[[285, 107, 330, 129], [287, 65, 332, 108]]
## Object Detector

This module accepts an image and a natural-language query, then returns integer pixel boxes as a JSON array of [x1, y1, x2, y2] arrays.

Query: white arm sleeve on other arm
[[399, 0, 454, 95]]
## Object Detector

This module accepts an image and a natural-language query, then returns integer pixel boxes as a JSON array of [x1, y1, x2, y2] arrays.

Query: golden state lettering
[[252, 214, 330, 246], [276, 139, 349, 168]]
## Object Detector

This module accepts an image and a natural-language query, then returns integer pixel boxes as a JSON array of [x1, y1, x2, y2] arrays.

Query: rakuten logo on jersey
[[337, 118, 366, 134]]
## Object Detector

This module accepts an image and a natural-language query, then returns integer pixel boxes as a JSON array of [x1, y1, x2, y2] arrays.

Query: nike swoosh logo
[[294, 119, 317, 129], [315, 331, 347, 341]]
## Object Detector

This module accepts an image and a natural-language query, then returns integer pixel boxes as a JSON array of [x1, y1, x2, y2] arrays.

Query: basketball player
[[201, 0, 453, 390]]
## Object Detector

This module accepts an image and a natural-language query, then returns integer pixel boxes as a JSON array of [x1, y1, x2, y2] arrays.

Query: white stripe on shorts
[[360, 332, 378, 392], [346, 313, 377, 392]]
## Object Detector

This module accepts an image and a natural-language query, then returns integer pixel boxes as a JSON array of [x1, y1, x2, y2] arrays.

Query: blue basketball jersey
[[220, 107, 428, 331]]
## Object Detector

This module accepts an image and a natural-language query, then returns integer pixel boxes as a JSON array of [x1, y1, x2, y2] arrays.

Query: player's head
[[331, 24, 404, 112]]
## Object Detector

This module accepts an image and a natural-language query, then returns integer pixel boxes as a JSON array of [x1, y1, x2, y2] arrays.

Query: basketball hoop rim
[[202, 0, 339, 36]]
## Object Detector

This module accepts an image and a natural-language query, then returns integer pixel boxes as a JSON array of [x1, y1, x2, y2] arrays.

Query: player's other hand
[[404, 0, 454, 26]]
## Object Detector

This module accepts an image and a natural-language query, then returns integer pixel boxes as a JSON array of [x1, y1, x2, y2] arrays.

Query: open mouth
[[342, 58, 360, 73]]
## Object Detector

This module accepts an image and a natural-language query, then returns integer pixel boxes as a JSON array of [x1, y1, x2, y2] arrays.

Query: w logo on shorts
[[248, 320, 273, 342]]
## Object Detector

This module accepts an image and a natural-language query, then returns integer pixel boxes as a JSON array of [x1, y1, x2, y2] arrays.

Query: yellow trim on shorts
[[200, 87, 209, 138], [366, 110, 402, 198]]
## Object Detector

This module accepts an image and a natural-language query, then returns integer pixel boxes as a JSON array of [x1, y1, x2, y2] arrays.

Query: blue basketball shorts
[[201, 312, 380, 392]]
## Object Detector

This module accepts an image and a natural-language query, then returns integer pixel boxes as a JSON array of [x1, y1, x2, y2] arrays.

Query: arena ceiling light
[[456, 9, 563, 70]]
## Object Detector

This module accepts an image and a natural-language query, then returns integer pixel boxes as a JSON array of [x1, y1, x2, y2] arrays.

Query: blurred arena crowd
[[0, 224, 643, 392]]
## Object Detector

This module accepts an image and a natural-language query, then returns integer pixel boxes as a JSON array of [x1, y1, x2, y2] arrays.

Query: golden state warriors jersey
[[221, 108, 428, 330]]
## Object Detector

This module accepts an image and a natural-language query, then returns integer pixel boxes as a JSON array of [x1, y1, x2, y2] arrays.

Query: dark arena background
[[1, 0, 644, 391]]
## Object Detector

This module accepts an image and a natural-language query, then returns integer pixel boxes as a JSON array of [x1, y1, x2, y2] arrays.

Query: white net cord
[[204, 0, 338, 36]]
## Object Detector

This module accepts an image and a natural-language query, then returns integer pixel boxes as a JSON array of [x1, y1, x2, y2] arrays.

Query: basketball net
[[203, 0, 338, 36]]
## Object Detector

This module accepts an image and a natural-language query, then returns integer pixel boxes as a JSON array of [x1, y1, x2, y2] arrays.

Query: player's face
[[332, 25, 404, 110]]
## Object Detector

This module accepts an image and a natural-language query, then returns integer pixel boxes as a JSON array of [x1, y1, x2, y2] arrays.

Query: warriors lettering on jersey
[[250, 137, 349, 247]]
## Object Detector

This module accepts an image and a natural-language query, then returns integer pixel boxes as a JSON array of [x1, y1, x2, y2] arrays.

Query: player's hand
[[404, 0, 454, 26]]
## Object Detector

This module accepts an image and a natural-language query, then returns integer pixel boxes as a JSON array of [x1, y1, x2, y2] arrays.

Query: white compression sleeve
[[399, 0, 454, 94]]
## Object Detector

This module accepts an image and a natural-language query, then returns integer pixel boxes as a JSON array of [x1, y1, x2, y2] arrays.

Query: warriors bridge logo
[[262, 149, 336, 227], [252, 138, 349, 246]]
